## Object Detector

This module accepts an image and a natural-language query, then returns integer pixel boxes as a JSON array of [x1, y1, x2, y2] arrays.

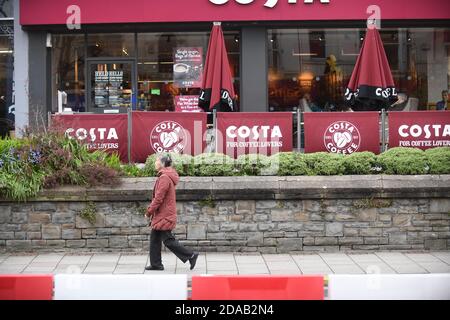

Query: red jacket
[[146, 167, 180, 230]]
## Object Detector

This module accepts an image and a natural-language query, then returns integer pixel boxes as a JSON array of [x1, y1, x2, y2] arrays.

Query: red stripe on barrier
[[0, 275, 53, 300], [192, 275, 324, 300]]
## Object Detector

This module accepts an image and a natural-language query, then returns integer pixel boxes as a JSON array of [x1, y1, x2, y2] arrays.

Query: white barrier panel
[[54, 274, 188, 300], [328, 274, 450, 300]]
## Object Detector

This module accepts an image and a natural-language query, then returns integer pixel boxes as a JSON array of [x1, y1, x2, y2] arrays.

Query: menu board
[[94, 70, 127, 108], [174, 95, 202, 113], [173, 47, 203, 88]]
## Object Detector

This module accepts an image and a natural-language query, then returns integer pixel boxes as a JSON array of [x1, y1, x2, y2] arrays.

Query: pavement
[[1, 251, 450, 276]]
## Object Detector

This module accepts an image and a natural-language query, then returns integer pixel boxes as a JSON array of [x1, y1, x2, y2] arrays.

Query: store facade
[[13, 0, 450, 132]]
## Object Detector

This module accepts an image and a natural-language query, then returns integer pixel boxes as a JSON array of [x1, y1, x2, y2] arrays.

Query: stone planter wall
[[1, 176, 449, 253]]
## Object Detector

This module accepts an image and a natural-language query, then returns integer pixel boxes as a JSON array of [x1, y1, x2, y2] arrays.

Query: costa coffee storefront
[[15, 0, 450, 131]]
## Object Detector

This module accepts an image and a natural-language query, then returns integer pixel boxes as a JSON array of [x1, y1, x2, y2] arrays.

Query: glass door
[[88, 60, 135, 113]]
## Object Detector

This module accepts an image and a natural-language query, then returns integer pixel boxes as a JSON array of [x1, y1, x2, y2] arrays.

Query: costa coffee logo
[[151, 121, 187, 153], [324, 121, 361, 154], [226, 125, 282, 139], [209, 0, 330, 8], [65, 128, 118, 142], [399, 124, 450, 139]]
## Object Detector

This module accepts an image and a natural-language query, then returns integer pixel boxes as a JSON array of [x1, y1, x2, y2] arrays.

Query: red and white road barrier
[[191, 275, 324, 300], [54, 274, 188, 300], [0, 275, 53, 300], [328, 274, 450, 300]]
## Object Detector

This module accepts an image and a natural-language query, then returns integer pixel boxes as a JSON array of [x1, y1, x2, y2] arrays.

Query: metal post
[[296, 109, 301, 153], [127, 108, 132, 164], [47, 111, 52, 130], [381, 109, 387, 153], [213, 109, 217, 154]]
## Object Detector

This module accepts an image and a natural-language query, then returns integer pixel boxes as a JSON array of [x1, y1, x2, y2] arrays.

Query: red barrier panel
[[191, 276, 324, 300], [388, 111, 450, 149], [52, 114, 128, 162], [0, 275, 53, 300], [304, 112, 380, 154], [216, 112, 293, 158], [131, 112, 207, 163]]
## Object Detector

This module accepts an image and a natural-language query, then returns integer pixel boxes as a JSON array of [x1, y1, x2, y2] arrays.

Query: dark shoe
[[189, 253, 199, 270], [145, 265, 164, 271]]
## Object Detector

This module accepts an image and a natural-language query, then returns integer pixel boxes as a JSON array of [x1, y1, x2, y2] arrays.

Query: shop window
[[0, 20, 14, 137], [87, 33, 136, 58], [137, 31, 240, 112], [268, 28, 450, 112], [51, 34, 86, 112]]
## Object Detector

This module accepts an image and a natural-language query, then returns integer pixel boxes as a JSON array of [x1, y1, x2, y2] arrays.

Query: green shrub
[[0, 138, 26, 156], [425, 147, 450, 174], [121, 164, 146, 177], [304, 152, 345, 175], [236, 154, 273, 176], [0, 170, 45, 202], [270, 152, 310, 176], [170, 153, 195, 176], [377, 147, 428, 175], [192, 153, 236, 176], [143, 154, 159, 177], [342, 152, 377, 175], [0, 132, 123, 201]]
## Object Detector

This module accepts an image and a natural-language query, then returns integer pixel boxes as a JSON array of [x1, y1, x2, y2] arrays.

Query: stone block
[[220, 223, 238, 232], [6, 240, 32, 249], [389, 233, 408, 245], [104, 215, 128, 228], [12, 212, 28, 224], [356, 208, 377, 222], [0, 232, 14, 240], [109, 236, 128, 248], [429, 199, 450, 214], [338, 237, 363, 245], [393, 214, 412, 227], [424, 239, 447, 250], [46, 240, 66, 248], [52, 212, 75, 224], [62, 229, 81, 240], [270, 209, 293, 222], [66, 240, 86, 248], [360, 228, 382, 237], [247, 233, 264, 246], [29, 213, 51, 224], [81, 228, 97, 239], [187, 224, 206, 240], [314, 237, 338, 245], [326, 222, 343, 236], [236, 200, 255, 214], [0, 207, 11, 223], [276, 238, 302, 251], [42, 225, 61, 239], [26, 232, 42, 240], [33, 203, 56, 212], [86, 239, 109, 248], [238, 223, 258, 232]]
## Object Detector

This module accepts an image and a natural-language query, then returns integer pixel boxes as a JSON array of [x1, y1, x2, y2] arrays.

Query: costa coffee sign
[[389, 111, 450, 149], [217, 112, 293, 157], [150, 120, 188, 153], [131, 112, 207, 163], [52, 114, 128, 162], [209, 0, 330, 9], [304, 112, 380, 154], [20, 0, 450, 26], [324, 121, 361, 154]]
